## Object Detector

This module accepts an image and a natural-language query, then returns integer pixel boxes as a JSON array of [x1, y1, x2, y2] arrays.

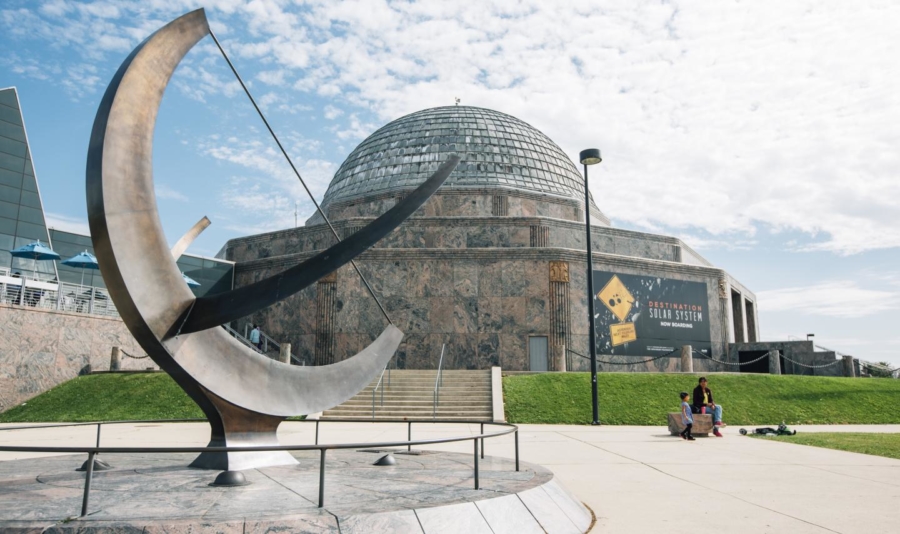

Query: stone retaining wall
[[0, 304, 152, 411]]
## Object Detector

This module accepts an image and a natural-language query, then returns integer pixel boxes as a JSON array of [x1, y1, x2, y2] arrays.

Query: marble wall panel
[[500, 298, 527, 334], [417, 262, 454, 297], [451, 297, 478, 334], [465, 226, 509, 248], [452, 262, 478, 297], [477, 262, 503, 297], [525, 297, 548, 334], [509, 227, 530, 247], [0, 305, 152, 411], [476, 297, 503, 333], [475, 333, 500, 368], [500, 334, 527, 370], [430, 297, 454, 334]]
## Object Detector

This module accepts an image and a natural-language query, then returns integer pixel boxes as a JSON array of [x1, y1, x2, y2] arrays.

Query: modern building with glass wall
[[0, 87, 234, 310]]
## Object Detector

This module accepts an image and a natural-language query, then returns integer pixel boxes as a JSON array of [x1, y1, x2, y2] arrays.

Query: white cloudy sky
[[2, 0, 899, 364]]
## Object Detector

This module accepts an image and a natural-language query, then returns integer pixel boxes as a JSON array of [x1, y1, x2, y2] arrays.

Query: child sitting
[[679, 392, 695, 441]]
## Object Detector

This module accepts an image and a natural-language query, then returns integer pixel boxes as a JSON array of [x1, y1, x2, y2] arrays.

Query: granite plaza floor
[[1, 422, 899, 533]]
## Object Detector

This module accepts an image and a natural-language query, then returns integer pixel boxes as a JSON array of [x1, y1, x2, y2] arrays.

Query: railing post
[[480, 423, 485, 459], [515, 429, 519, 472], [315, 420, 320, 445], [318, 449, 326, 508], [80, 451, 96, 517], [89, 288, 95, 314], [473, 439, 479, 490], [407, 421, 412, 452]]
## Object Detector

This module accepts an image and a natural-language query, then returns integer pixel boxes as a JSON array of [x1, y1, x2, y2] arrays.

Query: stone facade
[[225, 105, 759, 373], [227, 227, 751, 373], [0, 304, 153, 410]]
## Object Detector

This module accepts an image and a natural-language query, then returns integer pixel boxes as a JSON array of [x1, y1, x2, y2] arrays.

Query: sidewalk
[[2, 422, 898, 533]]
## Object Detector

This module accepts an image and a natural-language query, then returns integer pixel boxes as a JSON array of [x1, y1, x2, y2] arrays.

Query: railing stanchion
[[407, 421, 412, 452], [80, 451, 96, 517], [515, 429, 519, 472], [473, 438, 479, 489], [480, 423, 484, 459], [318, 449, 326, 508], [315, 419, 319, 445]]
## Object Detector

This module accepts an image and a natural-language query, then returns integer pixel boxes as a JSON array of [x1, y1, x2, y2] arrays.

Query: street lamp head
[[579, 148, 602, 166]]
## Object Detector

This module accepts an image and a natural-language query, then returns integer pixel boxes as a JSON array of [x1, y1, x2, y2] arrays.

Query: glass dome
[[321, 106, 593, 207]]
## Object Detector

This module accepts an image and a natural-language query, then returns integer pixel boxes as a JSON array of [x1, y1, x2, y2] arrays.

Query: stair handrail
[[371, 365, 387, 420], [222, 323, 264, 355], [239, 322, 306, 365], [433, 344, 446, 419]]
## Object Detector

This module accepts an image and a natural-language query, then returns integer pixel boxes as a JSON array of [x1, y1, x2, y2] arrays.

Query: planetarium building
[[225, 106, 759, 372]]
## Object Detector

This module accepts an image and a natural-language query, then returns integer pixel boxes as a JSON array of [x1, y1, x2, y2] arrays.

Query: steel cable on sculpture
[[206, 28, 392, 327], [85, 8, 460, 470]]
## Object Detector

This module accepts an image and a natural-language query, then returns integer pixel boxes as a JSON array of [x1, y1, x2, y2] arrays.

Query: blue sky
[[2, 0, 899, 365]]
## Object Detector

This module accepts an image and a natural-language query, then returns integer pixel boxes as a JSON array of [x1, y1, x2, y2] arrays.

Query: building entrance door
[[529, 336, 548, 372]]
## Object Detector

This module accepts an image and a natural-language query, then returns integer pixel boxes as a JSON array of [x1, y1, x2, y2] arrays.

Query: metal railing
[[224, 323, 266, 354], [0, 417, 520, 517], [433, 344, 446, 419], [0, 277, 119, 318], [241, 323, 306, 365], [371, 360, 393, 419]]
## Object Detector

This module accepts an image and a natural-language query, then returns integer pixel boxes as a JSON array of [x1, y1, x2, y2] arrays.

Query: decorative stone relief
[[530, 225, 549, 247], [549, 261, 569, 283], [314, 274, 337, 365], [492, 195, 508, 216]]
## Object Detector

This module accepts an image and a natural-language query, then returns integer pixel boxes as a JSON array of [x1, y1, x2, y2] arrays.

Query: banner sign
[[592, 271, 711, 356]]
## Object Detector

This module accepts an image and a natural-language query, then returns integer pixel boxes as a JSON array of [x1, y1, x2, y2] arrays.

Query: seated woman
[[692, 376, 724, 437]]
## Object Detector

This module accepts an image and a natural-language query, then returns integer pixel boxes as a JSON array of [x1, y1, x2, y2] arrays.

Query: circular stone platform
[[0, 450, 591, 533]]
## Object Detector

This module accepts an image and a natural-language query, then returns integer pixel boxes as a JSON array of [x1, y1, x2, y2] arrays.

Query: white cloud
[[45, 212, 90, 236], [5, 0, 900, 254], [155, 184, 189, 202], [198, 133, 337, 232], [323, 104, 343, 120], [757, 281, 900, 319]]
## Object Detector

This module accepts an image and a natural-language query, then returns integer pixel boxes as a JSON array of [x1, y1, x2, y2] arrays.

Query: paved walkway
[[2, 422, 899, 533]]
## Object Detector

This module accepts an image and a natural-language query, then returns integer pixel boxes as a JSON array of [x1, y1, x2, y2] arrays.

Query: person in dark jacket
[[693, 377, 724, 437]]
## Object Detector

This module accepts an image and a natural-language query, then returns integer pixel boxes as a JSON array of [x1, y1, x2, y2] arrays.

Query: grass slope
[[503, 373, 900, 425], [0, 373, 203, 422], [753, 433, 900, 460]]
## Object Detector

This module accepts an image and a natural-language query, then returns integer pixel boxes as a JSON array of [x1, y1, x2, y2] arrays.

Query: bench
[[667, 413, 713, 436]]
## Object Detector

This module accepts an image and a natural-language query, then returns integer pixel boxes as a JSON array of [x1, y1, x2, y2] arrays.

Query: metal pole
[[95, 423, 101, 447], [473, 439, 480, 490], [80, 451, 96, 517], [318, 449, 326, 508], [315, 420, 319, 445], [480, 423, 484, 459], [514, 430, 520, 472], [584, 163, 600, 425], [407, 421, 412, 452]]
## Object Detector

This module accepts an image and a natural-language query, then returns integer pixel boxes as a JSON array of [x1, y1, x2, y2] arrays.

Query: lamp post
[[579, 148, 602, 426]]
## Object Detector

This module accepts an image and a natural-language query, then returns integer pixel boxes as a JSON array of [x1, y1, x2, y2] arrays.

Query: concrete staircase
[[321, 369, 494, 421]]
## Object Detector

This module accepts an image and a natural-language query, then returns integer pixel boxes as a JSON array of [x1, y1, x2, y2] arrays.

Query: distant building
[[226, 106, 760, 371]]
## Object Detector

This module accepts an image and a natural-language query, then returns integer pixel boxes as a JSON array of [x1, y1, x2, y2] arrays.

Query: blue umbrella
[[61, 251, 100, 287], [11, 240, 60, 261], [10, 240, 60, 281], [182, 272, 201, 287]]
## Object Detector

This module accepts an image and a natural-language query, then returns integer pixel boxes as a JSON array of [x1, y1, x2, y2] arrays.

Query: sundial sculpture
[[86, 8, 459, 471]]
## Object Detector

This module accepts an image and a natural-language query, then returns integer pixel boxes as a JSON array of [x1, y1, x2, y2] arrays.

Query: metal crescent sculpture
[[86, 8, 459, 470]]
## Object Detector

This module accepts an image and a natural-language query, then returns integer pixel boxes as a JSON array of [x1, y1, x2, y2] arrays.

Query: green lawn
[[752, 433, 900, 460], [0, 373, 203, 422], [503, 373, 900, 425], [5, 371, 900, 426]]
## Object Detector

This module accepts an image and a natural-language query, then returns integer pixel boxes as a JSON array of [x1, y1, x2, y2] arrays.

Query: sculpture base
[[0, 451, 592, 533], [190, 387, 299, 471]]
